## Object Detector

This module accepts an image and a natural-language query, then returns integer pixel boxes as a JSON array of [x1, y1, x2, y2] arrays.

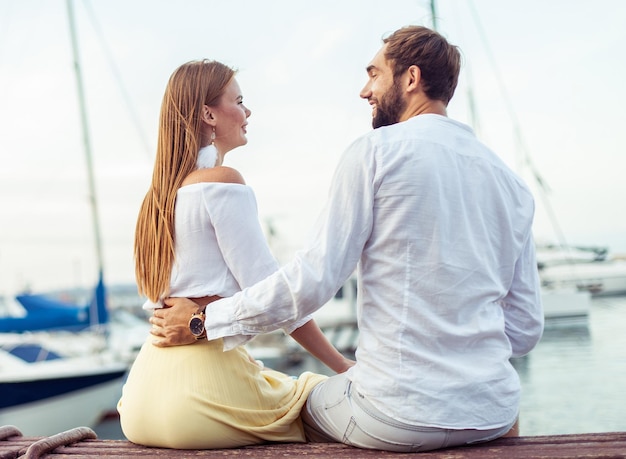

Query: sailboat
[[0, 274, 108, 333], [0, 329, 128, 436], [0, 0, 134, 436], [538, 254, 626, 297]]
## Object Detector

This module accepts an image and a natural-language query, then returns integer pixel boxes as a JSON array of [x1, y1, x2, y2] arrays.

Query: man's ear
[[202, 105, 217, 126], [406, 65, 421, 93]]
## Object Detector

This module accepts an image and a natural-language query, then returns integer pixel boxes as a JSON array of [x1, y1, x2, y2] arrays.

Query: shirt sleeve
[[203, 185, 313, 344], [501, 233, 544, 357], [205, 137, 376, 350]]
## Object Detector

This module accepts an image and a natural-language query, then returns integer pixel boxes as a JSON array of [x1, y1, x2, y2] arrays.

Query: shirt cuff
[[205, 297, 247, 350], [281, 315, 313, 335], [222, 335, 255, 350]]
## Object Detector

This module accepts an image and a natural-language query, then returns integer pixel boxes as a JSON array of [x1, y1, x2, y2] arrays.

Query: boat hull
[[540, 261, 626, 297], [0, 371, 126, 436], [541, 289, 591, 320]]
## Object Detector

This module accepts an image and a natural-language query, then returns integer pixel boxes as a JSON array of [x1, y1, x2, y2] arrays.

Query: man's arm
[[502, 234, 544, 358], [200, 137, 375, 349], [150, 298, 198, 347], [151, 300, 355, 373]]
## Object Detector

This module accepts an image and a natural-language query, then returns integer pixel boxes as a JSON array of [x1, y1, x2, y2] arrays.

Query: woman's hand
[[149, 297, 199, 347], [337, 356, 357, 374]]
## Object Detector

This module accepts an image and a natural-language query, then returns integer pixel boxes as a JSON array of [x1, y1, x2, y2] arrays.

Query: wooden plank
[[1, 426, 625, 458]]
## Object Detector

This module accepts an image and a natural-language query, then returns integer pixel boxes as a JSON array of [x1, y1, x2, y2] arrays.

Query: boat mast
[[430, 0, 438, 31], [66, 0, 106, 324]]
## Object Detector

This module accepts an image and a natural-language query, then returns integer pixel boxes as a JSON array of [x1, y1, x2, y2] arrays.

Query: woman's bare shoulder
[[182, 166, 245, 187]]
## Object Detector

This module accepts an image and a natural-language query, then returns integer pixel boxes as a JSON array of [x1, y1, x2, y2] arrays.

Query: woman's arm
[[289, 319, 355, 374]]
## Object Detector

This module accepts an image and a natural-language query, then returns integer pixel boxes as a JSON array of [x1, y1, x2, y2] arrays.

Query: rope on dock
[[0, 425, 22, 441], [22, 426, 97, 459]]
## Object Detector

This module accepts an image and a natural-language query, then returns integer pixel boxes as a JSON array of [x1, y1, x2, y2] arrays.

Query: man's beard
[[372, 79, 406, 129]]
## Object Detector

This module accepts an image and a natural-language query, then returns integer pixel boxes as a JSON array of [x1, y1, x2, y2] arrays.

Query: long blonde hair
[[134, 60, 235, 301]]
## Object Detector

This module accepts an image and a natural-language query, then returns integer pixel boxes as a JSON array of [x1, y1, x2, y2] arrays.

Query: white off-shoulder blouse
[[143, 182, 310, 343]]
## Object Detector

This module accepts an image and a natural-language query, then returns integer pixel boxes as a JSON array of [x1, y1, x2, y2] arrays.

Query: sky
[[0, 0, 625, 295]]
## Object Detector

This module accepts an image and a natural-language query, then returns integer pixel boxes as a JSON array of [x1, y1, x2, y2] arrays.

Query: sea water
[[513, 294, 626, 435], [95, 294, 626, 439]]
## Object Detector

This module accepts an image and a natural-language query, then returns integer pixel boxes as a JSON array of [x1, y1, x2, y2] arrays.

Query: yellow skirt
[[117, 337, 326, 449]]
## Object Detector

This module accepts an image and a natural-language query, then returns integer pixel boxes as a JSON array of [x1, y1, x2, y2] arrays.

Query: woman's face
[[212, 78, 251, 154]]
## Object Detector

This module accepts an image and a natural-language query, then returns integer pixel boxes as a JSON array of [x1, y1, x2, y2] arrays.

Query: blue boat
[[0, 272, 108, 334], [0, 1, 138, 436]]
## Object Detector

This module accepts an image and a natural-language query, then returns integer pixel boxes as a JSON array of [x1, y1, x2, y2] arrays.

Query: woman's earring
[[210, 128, 216, 145]]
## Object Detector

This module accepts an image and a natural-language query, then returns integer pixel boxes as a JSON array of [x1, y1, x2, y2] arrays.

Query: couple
[[118, 25, 544, 453]]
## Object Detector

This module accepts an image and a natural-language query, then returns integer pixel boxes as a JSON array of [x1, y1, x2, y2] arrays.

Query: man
[[151, 25, 543, 452]]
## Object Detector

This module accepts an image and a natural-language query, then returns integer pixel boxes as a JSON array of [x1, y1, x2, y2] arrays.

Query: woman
[[118, 59, 352, 449]]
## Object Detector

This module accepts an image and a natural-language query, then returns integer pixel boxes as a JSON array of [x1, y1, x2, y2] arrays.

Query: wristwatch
[[188, 308, 206, 340]]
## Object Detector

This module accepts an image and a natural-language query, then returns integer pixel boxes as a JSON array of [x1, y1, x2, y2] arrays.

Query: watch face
[[190, 316, 205, 336]]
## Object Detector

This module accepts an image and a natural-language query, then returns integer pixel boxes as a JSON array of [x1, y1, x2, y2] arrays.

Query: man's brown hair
[[384, 26, 461, 105]]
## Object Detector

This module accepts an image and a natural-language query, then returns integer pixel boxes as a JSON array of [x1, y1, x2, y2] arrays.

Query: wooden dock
[[2, 425, 625, 458]]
